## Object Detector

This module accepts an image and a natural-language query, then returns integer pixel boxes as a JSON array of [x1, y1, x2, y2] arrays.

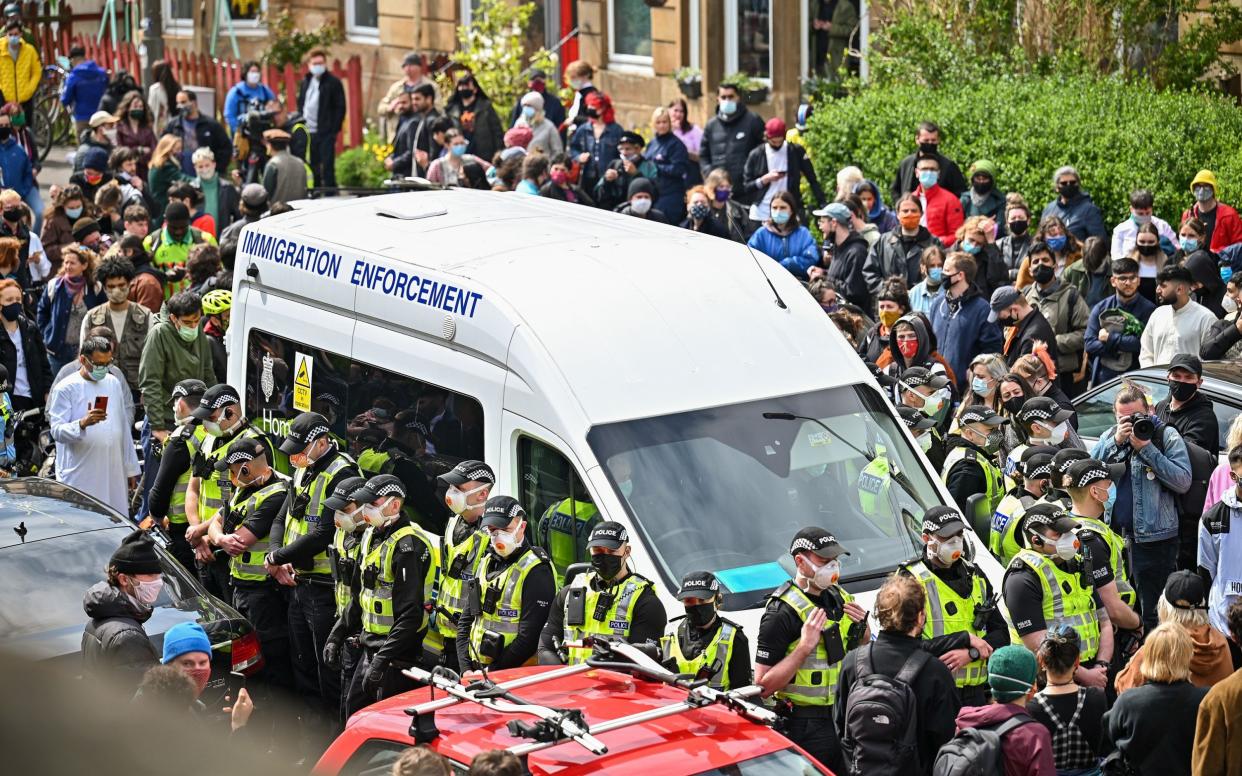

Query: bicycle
[[32, 61, 71, 162]]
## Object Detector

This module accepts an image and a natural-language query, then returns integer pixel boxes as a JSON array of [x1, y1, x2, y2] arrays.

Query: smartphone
[[225, 670, 246, 700], [93, 396, 109, 413]]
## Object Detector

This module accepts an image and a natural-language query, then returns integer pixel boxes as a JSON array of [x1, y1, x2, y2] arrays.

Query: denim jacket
[[1091, 423, 1191, 543]]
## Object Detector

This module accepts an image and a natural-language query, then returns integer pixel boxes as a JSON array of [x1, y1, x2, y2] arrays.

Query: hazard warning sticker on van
[[293, 352, 313, 412]]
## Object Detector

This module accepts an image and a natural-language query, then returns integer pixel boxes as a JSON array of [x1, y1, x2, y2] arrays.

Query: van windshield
[[587, 385, 938, 611]]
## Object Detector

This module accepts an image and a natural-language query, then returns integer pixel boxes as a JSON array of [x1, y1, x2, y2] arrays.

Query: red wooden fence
[[40, 33, 365, 151]]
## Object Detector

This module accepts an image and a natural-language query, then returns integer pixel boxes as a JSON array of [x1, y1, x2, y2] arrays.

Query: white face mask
[[334, 509, 360, 533], [916, 433, 934, 453], [930, 535, 964, 565], [1055, 533, 1080, 560], [132, 578, 164, 606], [1224, 294, 1238, 315], [630, 197, 653, 215], [362, 500, 393, 528], [445, 483, 488, 516], [918, 387, 948, 415], [490, 520, 524, 557], [1042, 421, 1069, 445], [804, 557, 840, 589]]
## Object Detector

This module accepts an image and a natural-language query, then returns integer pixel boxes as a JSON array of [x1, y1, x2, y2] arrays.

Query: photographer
[[1091, 379, 1191, 632], [233, 106, 276, 185]]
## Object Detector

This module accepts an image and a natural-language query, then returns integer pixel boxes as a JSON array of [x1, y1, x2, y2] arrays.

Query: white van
[[227, 189, 1004, 636]]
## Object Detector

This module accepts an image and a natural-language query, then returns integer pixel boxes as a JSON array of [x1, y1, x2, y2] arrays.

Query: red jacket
[[916, 183, 965, 247], [955, 703, 1056, 776], [1182, 202, 1242, 252]]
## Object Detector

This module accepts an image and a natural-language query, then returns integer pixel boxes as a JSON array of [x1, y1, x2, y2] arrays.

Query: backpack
[[841, 644, 930, 776], [1149, 424, 1215, 520], [931, 713, 1034, 776]]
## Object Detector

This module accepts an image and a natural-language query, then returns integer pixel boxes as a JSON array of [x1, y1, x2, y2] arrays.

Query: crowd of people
[[0, 36, 1220, 776]]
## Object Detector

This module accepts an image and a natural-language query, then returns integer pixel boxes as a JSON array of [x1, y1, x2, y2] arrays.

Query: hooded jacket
[[1115, 622, 1233, 694], [854, 179, 898, 234], [1182, 249, 1227, 318], [862, 226, 936, 294], [1004, 305, 1059, 369], [929, 286, 1004, 392], [61, 59, 109, 122], [960, 186, 1007, 229], [954, 703, 1056, 776], [698, 105, 765, 202], [1024, 280, 1089, 377], [825, 229, 871, 308], [1041, 190, 1107, 241], [81, 581, 160, 684], [875, 313, 957, 387]]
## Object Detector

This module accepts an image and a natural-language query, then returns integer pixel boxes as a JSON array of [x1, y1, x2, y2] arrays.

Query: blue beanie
[[161, 621, 212, 663]]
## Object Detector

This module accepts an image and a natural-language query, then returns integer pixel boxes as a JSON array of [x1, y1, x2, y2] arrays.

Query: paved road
[[38, 145, 74, 200]]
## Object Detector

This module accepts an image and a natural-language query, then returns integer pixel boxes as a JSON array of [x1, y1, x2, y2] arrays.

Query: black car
[[0, 478, 262, 707], [1073, 361, 1242, 460]]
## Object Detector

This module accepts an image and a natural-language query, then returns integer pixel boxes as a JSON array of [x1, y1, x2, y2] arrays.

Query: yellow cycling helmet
[[202, 289, 233, 315]]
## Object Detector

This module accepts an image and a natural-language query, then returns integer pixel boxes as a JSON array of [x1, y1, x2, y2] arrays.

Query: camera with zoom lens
[[1126, 413, 1155, 442], [240, 108, 277, 143]]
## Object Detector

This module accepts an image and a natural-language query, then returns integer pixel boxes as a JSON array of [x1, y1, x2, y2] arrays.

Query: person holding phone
[[46, 335, 140, 514]]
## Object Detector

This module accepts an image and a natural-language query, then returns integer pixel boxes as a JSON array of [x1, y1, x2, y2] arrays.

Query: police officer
[[434, 460, 495, 672], [900, 405, 944, 470], [341, 474, 439, 716], [897, 366, 953, 432], [146, 378, 208, 570], [754, 527, 866, 774], [185, 384, 274, 600], [991, 445, 1057, 564], [1015, 396, 1081, 451], [1049, 448, 1091, 499], [942, 405, 1008, 525], [537, 521, 666, 665], [660, 571, 752, 691], [900, 506, 1009, 706], [320, 475, 369, 724], [1064, 459, 1142, 633], [203, 436, 294, 690], [457, 496, 554, 671], [1002, 504, 1113, 689], [267, 411, 360, 720], [534, 487, 601, 586]]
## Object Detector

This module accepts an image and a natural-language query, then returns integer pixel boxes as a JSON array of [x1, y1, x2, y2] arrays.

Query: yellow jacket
[[0, 40, 41, 105]]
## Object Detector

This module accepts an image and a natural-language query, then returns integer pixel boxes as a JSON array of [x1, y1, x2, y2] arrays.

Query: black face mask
[[995, 315, 1012, 327], [591, 552, 624, 580], [128, 109, 145, 122], [1008, 220, 1028, 236], [1, 207, 21, 223], [973, 179, 993, 195], [1, 301, 20, 321], [1137, 243, 1159, 256], [1032, 264, 1056, 285], [1058, 182, 1080, 199], [1168, 378, 1198, 403], [0, 127, 10, 142], [919, 142, 938, 155], [685, 603, 716, 628], [1003, 396, 1025, 415]]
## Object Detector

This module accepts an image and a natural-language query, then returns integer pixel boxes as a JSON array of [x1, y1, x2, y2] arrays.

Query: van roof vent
[[374, 200, 449, 221], [441, 314, 457, 341]]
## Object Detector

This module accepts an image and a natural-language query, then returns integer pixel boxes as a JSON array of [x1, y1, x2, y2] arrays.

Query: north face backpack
[[840, 644, 930, 775], [931, 713, 1034, 776]]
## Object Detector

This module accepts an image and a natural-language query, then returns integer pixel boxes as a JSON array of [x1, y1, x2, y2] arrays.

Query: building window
[[163, 0, 267, 34], [725, 0, 771, 81], [164, 0, 193, 33], [347, 0, 379, 40], [609, 0, 652, 66]]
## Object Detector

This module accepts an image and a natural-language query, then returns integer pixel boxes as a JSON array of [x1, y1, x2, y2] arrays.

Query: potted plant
[[724, 71, 768, 104], [673, 66, 702, 99]]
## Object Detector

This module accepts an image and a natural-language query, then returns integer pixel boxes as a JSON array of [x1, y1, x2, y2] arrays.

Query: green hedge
[[805, 75, 1242, 228]]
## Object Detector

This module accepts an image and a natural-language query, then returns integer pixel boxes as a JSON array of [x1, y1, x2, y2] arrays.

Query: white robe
[[47, 371, 141, 515]]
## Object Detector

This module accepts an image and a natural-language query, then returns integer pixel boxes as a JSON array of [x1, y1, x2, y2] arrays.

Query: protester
[[1084, 257, 1156, 383], [863, 195, 936, 293], [678, 186, 727, 238], [988, 284, 1058, 368], [427, 129, 492, 186], [445, 73, 503, 164], [909, 244, 946, 314], [138, 290, 214, 448], [1198, 447, 1242, 667], [1192, 600, 1242, 776], [1042, 166, 1106, 241], [297, 50, 345, 190], [646, 107, 690, 222], [743, 116, 822, 226], [997, 194, 1035, 281], [1182, 170, 1242, 252], [668, 98, 701, 183], [513, 91, 562, 157], [914, 155, 965, 247], [1113, 188, 1178, 259], [616, 178, 666, 223], [1023, 243, 1090, 394], [698, 82, 764, 191], [1065, 235, 1112, 307], [81, 256, 149, 396], [857, 279, 911, 364], [62, 45, 108, 136], [562, 59, 598, 129], [0, 277, 49, 411], [538, 153, 593, 205], [853, 179, 897, 234], [950, 645, 1056, 775], [815, 201, 869, 306], [594, 131, 656, 211], [568, 92, 622, 195], [929, 253, 1004, 391], [1139, 265, 1217, 366], [1116, 571, 1232, 693], [508, 67, 565, 130], [702, 168, 750, 242], [1029, 626, 1108, 775], [890, 120, 967, 200], [377, 52, 438, 139], [37, 243, 104, 373], [165, 90, 232, 173], [81, 530, 163, 685], [190, 147, 240, 237], [261, 129, 308, 203], [748, 191, 820, 279], [1153, 354, 1220, 457]]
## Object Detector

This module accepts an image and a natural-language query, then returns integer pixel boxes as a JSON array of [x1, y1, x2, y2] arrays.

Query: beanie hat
[[970, 159, 996, 180], [503, 125, 533, 150], [988, 645, 1037, 702], [81, 146, 109, 172], [110, 530, 163, 575], [628, 177, 655, 199], [161, 621, 212, 663], [520, 91, 544, 111], [72, 217, 100, 242]]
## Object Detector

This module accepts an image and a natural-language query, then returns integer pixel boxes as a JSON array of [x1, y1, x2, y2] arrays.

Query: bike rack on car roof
[[401, 635, 779, 760]]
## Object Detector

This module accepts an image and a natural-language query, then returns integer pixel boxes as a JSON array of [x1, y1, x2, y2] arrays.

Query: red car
[[315, 664, 833, 775]]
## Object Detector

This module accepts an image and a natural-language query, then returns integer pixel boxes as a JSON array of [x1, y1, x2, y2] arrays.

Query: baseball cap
[[190, 383, 242, 419], [241, 182, 268, 208], [169, 378, 208, 406], [958, 405, 1007, 427], [1051, 448, 1091, 479], [1015, 396, 1075, 427], [897, 405, 936, 431], [675, 571, 721, 601], [899, 366, 950, 391], [865, 360, 898, 389], [587, 521, 630, 550], [278, 411, 333, 454], [920, 506, 968, 538], [1164, 570, 1207, 610], [1167, 354, 1202, 378], [402, 52, 425, 68], [988, 645, 1037, 702], [1021, 444, 1059, 464], [89, 110, 118, 128], [811, 201, 851, 224], [480, 495, 526, 529], [1020, 502, 1079, 536], [789, 526, 850, 560], [764, 117, 787, 139], [354, 473, 407, 503], [1022, 453, 1055, 481], [618, 130, 645, 148], [323, 475, 369, 512], [438, 459, 496, 488], [1065, 459, 1126, 489], [988, 286, 1022, 322], [212, 437, 269, 471]]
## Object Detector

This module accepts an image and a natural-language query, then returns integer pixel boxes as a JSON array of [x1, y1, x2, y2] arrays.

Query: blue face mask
[[1222, 266, 1234, 283], [961, 239, 980, 255], [971, 376, 990, 396], [450, 144, 467, 157], [1180, 237, 1200, 253], [928, 267, 943, 283], [1046, 235, 1067, 251], [522, 105, 536, 120], [1102, 483, 1117, 515], [918, 171, 939, 189], [772, 210, 790, 226], [719, 99, 738, 116]]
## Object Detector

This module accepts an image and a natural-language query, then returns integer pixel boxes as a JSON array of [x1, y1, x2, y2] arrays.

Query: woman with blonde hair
[[835, 165, 864, 201], [36, 242, 104, 372], [703, 168, 750, 243], [1102, 622, 1207, 775], [645, 105, 689, 222], [1115, 571, 1233, 694], [147, 134, 192, 226]]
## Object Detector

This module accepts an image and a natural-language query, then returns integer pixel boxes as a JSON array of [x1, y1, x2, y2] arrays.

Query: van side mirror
[[564, 562, 590, 588]]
